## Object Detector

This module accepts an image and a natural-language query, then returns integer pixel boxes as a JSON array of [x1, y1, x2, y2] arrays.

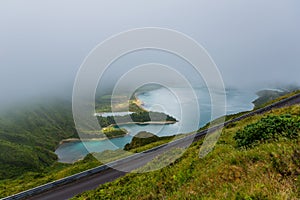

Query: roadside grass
[[72, 105, 300, 200], [255, 90, 300, 109], [199, 90, 300, 132], [128, 138, 178, 153], [0, 134, 176, 197], [0, 154, 101, 198], [1, 103, 299, 198]]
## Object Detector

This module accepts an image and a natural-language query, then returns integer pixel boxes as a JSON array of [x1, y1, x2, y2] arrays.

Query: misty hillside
[[0, 99, 77, 179], [0, 90, 299, 198]]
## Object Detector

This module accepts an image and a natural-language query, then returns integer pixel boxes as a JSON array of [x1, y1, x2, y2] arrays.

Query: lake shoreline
[[55, 87, 259, 163], [56, 91, 181, 162], [133, 93, 146, 110], [58, 119, 177, 146], [109, 120, 177, 127], [58, 134, 130, 145], [59, 138, 106, 145]]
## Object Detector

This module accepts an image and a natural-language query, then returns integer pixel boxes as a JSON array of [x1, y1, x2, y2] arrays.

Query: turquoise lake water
[[55, 87, 257, 163]]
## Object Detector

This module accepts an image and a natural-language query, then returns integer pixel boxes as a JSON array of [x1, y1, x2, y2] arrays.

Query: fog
[[1, 0, 300, 107]]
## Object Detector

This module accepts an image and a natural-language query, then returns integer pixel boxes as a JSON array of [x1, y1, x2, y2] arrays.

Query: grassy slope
[[124, 131, 175, 151], [252, 90, 286, 109], [0, 154, 101, 198], [0, 132, 177, 198], [1, 91, 299, 198], [253, 90, 300, 109], [0, 94, 140, 177], [198, 89, 300, 132], [257, 90, 300, 109], [0, 99, 77, 179], [95, 94, 146, 113], [73, 105, 300, 200], [0, 94, 178, 197]]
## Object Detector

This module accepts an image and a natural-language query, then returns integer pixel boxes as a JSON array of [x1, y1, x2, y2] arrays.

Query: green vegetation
[[101, 127, 128, 138], [200, 89, 300, 132], [252, 89, 286, 108], [257, 89, 300, 109], [0, 99, 77, 179], [95, 93, 177, 130], [97, 111, 177, 128], [1, 89, 300, 198], [253, 89, 300, 109], [0, 132, 177, 198], [234, 114, 300, 148], [92, 150, 132, 164], [95, 95, 114, 112], [0, 154, 101, 198], [124, 131, 175, 151], [73, 105, 300, 200], [95, 94, 145, 113], [0, 92, 178, 198]]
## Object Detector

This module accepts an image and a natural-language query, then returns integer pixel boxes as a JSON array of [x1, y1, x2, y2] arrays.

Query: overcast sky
[[0, 0, 299, 106]]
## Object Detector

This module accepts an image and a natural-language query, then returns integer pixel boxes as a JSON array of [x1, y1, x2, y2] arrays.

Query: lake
[[55, 87, 257, 163]]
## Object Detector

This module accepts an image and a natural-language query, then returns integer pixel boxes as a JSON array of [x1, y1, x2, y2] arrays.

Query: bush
[[124, 131, 174, 151], [234, 115, 300, 148]]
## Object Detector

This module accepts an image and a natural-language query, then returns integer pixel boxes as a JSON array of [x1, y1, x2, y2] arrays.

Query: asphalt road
[[9, 93, 300, 200], [27, 134, 196, 200]]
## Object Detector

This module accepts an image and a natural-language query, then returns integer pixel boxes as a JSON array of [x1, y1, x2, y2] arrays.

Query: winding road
[[4, 93, 300, 200]]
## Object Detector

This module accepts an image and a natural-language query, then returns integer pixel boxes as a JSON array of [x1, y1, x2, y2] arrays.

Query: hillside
[[0, 93, 176, 181], [124, 131, 175, 151], [73, 104, 300, 199], [1, 90, 299, 199], [0, 132, 177, 198], [97, 111, 177, 128], [0, 99, 177, 197], [0, 99, 77, 179], [253, 88, 300, 109]]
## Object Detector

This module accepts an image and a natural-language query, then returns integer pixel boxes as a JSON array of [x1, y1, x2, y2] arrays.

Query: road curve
[[4, 93, 300, 200]]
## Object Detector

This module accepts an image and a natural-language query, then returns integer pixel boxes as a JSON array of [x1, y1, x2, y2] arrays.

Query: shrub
[[234, 115, 300, 148], [124, 131, 174, 151]]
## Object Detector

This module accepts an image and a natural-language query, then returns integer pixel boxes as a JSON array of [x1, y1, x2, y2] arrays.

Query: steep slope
[[0, 99, 77, 179], [2, 90, 300, 199], [73, 105, 300, 199]]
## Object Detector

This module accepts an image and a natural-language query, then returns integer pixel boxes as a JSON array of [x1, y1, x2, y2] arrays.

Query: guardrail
[[1, 165, 108, 200], [3, 93, 300, 200], [2, 138, 174, 200]]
